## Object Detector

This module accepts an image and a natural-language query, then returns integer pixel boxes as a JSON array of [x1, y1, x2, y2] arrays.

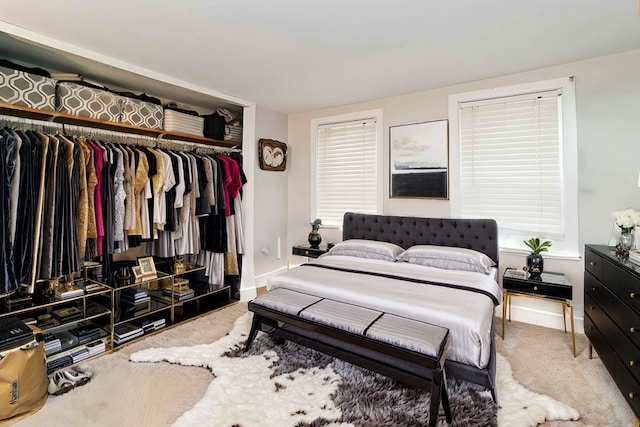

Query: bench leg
[[440, 369, 452, 424], [244, 314, 261, 352], [429, 369, 443, 427]]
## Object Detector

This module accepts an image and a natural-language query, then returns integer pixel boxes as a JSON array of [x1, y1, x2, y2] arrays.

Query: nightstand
[[292, 244, 329, 259], [502, 268, 576, 357]]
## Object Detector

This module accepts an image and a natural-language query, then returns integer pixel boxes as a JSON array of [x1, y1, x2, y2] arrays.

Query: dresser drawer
[[585, 247, 604, 282], [585, 312, 616, 374], [615, 332, 640, 384], [608, 298, 640, 350], [603, 257, 640, 314], [584, 292, 601, 326], [616, 357, 640, 416]]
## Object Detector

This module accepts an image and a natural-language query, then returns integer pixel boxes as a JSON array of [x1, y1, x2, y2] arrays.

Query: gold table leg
[[502, 292, 508, 339]]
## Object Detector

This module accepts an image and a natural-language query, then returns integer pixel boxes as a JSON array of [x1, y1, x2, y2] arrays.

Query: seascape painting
[[389, 119, 448, 199]]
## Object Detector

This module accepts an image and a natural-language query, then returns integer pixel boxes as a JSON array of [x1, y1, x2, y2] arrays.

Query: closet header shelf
[[0, 102, 239, 148]]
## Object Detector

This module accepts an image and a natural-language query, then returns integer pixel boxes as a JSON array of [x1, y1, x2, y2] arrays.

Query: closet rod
[[0, 114, 240, 154]]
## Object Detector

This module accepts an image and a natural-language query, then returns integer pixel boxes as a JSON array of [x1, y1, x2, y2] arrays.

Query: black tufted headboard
[[342, 212, 499, 266]]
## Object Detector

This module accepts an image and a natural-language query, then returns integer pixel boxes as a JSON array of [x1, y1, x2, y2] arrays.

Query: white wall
[[286, 49, 640, 332], [246, 105, 290, 297]]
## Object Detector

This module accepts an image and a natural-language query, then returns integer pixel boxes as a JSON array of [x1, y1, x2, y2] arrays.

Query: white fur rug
[[130, 313, 579, 427]]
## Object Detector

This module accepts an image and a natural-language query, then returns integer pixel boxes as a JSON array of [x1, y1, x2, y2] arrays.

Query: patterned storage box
[[119, 96, 164, 130], [163, 108, 204, 136], [56, 81, 122, 122], [0, 64, 56, 111]]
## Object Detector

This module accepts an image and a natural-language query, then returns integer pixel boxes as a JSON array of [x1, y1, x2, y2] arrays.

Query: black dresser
[[584, 244, 639, 418]]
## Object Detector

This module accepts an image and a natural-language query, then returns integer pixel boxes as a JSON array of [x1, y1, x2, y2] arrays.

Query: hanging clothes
[[0, 129, 17, 296]]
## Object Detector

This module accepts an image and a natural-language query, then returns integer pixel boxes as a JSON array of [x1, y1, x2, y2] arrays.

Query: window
[[449, 78, 578, 254], [311, 110, 383, 228]]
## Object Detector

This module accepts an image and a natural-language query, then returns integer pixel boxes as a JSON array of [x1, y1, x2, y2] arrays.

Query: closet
[[0, 109, 246, 370]]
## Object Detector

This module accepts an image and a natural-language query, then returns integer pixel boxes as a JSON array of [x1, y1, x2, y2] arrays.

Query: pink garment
[[217, 155, 241, 217], [86, 139, 105, 255]]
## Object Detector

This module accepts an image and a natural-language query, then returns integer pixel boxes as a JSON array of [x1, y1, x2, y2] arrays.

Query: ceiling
[[0, 0, 639, 114]]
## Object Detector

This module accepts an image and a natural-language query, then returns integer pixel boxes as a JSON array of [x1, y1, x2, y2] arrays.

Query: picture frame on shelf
[[137, 257, 157, 279], [131, 266, 144, 283], [389, 119, 449, 199]]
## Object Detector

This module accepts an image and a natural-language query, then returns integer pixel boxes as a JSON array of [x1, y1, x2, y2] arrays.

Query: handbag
[[202, 112, 228, 141]]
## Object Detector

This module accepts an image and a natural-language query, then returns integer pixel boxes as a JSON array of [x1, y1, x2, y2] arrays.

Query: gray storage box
[[56, 81, 122, 122], [0, 65, 56, 111]]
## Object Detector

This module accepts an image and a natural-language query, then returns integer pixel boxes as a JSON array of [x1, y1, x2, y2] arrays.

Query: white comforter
[[267, 255, 502, 369]]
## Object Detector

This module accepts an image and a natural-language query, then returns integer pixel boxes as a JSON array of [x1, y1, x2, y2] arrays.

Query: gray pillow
[[326, 239, 405, 262], [396, 245, 495, 274]]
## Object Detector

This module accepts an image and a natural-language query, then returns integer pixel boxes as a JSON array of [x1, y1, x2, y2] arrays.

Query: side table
[[502, 268, 576, 357], [292, 244, 329, 259]]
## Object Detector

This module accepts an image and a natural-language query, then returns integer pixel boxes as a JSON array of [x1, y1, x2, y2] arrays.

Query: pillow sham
[[325, 239, 404, 262], [396, 245, 495, 274]]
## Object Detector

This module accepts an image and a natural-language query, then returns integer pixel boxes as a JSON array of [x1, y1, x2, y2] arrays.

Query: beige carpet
[[10, 304, 635, 427], [497, 318, 636, 427]]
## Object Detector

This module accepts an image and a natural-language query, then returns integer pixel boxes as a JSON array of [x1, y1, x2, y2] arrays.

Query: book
[[51, 306, 83, 322], [629, 250, 640, 265]]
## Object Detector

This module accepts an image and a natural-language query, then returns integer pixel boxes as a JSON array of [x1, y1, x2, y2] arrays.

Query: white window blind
[[315, 118, 377, 227], [459, 90, 564, 242]]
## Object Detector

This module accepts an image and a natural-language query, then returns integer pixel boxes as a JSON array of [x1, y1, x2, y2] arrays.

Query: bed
[[263, 212, 501, 400]]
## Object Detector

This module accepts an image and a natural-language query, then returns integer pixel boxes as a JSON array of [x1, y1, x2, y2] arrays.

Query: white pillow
[[326, 239, 405, 262], [396, 245, 495, 274]]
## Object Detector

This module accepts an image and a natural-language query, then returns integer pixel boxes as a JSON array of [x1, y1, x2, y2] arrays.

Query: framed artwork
[[389, 119, 449, 199], [137, 257, 157, 278], [258, 139, 288, 171], [131, 265, 144, 283]]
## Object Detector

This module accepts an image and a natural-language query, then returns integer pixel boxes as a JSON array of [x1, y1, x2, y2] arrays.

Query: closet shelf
[[0, 102, 239, 148]]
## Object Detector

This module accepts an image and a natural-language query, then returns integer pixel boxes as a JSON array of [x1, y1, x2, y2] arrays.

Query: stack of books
[[70, 324, 103, 345], [121, 288, 151, 317], [130, 314, 166, 335], [55, 285, 85, 300], [37, 314, 60, 329], [70, 347, 90, 364], [113, 322, 144, 345], [629, 250, 640, 265], [46, 351, 74, 374], [44, 335, 62, 355], [121, 288, 151, 304], [162, 288, 195, 301], [86, 340, 106, 357], [51, 306, 83, 323]]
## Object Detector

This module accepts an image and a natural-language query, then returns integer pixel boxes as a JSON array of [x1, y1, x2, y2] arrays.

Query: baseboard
[[499, 303, 585, 334], [240, 266, 288, 301]]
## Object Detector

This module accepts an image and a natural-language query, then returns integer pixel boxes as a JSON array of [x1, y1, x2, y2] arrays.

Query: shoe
[[48, 371, 74, 395], [62, 367, 92, 387]]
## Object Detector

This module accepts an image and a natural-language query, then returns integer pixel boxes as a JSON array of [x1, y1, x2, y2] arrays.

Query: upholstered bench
[[246, 288, 453, 427]]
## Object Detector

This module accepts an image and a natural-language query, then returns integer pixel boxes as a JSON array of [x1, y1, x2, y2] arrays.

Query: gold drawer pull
[[631, 360, 636, 367], [533, 286, 538, 291], [631, 327, 637, 333], [590, 306, 596, 310], [589, 261, 596, 266], [592, 287, 597, 292], [631, 293, 637, 299], [629, 392, 636, 399]]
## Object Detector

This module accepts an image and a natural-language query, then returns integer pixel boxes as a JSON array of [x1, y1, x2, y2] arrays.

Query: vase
[[308, 224, 322, 249], [526, 253, 544, 278], [619, 227, 635, 250]]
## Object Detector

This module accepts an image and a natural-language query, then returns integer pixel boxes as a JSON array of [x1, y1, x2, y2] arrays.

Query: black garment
[[0, 129, 17, 296], [51, 135, 69, 278], [13, 130, 40, 286], [38, 135, 56, 278], [194, 155, 210, 217]]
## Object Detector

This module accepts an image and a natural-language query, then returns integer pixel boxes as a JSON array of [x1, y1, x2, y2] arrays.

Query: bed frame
[[342, 212, 499, 400], [258, 212, 500, 401]]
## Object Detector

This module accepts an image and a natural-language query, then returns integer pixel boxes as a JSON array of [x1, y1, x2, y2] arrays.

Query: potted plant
[[523, 237, 552, 278], [308, 218, 323, 249]]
